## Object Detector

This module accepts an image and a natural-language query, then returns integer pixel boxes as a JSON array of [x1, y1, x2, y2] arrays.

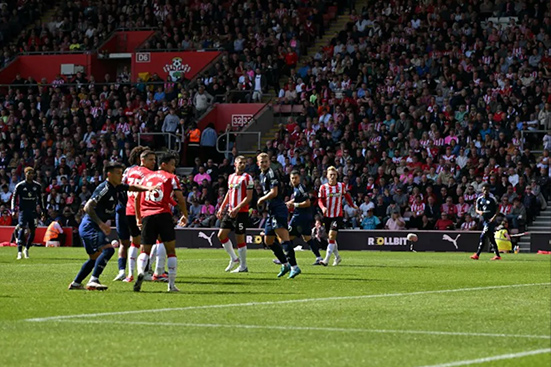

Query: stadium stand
[[0, 0, 549, 243]]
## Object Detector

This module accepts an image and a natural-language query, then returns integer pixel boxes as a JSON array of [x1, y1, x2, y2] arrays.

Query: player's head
[[235, 155, 246, 174], [128, 146, 148, 166], [256, 153, 269, 172], [140, 150, 156, 170], [105, 162, 125, 186], [482, 183, 490, 196], [327, 166, 338, 184], [160, 153, 178, 174], [290, 170, 301, 187], [24, 167, 35, 181]]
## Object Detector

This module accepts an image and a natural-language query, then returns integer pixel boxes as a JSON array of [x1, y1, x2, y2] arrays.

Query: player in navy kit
[[11, 167, 42, 260], [68, 163, 154, 291], [286, 170, 323, 265], [471, 183, 501, 260], [257, 153, 301, 278]]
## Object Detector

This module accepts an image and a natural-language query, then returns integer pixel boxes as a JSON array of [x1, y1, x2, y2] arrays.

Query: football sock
[[237, 243, 247, 269], [333, 241, 340, 258], [155, 243, 167, 275], [17, 228, 25, 251], [128, 245, 139, 276], [324, 240, 336, 263], [489, 237, 500, 256], [74, 259, 95, 284], [92, 247, 114, 278], [151, 244, 158, 262], [221, 238, 238, 261], [307, 239, 321, 258], [26, 227, 35, 249], [282, 240, 297, 266], [270, 242, 288, 265], [137, 252, 150, 275], [167, 255, 177, 288], [118, 257, 126, 271]]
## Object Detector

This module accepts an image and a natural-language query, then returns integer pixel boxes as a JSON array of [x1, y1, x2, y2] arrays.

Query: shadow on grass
[[123, 290, 297, 295]]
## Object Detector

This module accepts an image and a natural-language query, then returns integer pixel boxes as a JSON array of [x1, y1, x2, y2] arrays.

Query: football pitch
[[0, 247, 550, 367]]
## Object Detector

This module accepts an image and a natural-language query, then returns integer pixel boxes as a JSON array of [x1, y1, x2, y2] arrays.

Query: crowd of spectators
[[0, 0, 551, 243]]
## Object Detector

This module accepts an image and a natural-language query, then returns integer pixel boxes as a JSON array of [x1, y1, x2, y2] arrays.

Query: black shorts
[[220, 212, 249, 235], [323, 217, 344, 232], [126, 215, 141, 238], [141, 213, 175, 245]]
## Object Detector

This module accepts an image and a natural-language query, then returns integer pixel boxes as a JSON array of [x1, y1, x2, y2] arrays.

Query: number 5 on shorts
[[238, 222, 244, 231]]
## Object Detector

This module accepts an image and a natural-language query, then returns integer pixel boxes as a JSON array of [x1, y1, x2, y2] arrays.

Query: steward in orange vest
[[43, 221, 66, 246]]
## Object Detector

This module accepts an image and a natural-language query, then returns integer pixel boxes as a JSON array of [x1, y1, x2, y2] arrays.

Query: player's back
[[293, 184, 312, 218], [140, 170, 180, 218], [124, 165, 152, 215]]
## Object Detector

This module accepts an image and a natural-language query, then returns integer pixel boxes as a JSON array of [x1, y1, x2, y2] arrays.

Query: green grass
[[0, 247, 550, 367]]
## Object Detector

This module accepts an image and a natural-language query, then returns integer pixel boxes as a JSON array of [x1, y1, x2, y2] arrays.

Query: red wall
[[198, 104, 266, 132], [0, 226, 73, 246], [0, 54, 92, 84], [99, 31, 155, 53], [131, 51, 221, 82]]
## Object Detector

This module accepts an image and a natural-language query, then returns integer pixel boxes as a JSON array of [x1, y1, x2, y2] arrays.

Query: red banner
[[0, 54, 91, 84], [131, 51, 221, 82], [0, 226, 74, 246], [198, 103, 266, 132], [99, 31, 155, 54]]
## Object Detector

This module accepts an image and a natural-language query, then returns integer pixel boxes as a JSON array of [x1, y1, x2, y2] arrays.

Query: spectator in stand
[[0, 184, 12, 204], [360, 209, 380, 230], [435, 213, 455, 231], [385, 211, 405, 230], [0, 209, 12, 226]]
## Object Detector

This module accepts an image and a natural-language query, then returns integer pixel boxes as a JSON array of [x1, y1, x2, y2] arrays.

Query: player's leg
[[264, 218, 288, 270], [125, 215, 141, 282], [87, 229, 115, 288], [487, 223, 501, 260], [24, 214, 36, 258], [218, 216, 239, 271], [16, 213, 27, 259], [232, 212, 249, 272], [276, 226, 301, 278], [152, 240, 168, 281], [159, 214, 178, 291], [472, 222, 488, 259], [303, 235, 323, 264], [69, 228, 108, 290], [321, 219, 338, 266], [114, 212, 130, 280]]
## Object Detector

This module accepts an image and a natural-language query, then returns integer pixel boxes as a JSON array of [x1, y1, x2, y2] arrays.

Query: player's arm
[[135, 192, 142, 227], [174, 189, 188, 226], [318, 188, 327, 214], [474, 199, 483, 216], [344, 192, 357, 209], [257, 186, 277, 206], [128, 184, 157, 192], [84, 198, 110, 235], [294, 198, 310, 209], [217, 191, 230, 219], [10, 184, 19, 213]]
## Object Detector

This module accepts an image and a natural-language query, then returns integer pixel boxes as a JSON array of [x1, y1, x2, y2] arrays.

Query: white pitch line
[[53, 319, 551, 340], [417, 348, 551, 367], [25, 282, 550, 322]]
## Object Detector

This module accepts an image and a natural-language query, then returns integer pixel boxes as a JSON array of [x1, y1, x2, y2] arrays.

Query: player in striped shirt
[[216, 156, 253, 273], [318, 166, 358, 266]]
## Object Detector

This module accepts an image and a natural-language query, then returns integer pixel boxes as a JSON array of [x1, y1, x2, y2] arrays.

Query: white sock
[[90, 276, 99, 283], [324, 242, 335, 263], [291, 265, 298, 270], [237, 246, 247, 269], [167, 256, 177, 288], [151, 244, 158, 260], [333, 241, 340, 258], [222, 240, 238, 261], [137, 252, 150, 276], [128, 246, 139, 277], [155, 243, 167, 275]]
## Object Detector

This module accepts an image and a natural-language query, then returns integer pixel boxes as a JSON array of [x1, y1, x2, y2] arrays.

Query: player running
[[471, 183, 501, 260], [68, 162, 154, 290], [318, 166, 358, 266], [134, 153, 188, 292], [286, 170, 323, 265], [113, 147, 156, 281], [257, 153, 301, 278], [217, 155, 253, 273], [11, 167, 42, 260]]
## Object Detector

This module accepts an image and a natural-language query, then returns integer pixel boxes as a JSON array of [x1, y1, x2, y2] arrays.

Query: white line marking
[[417, 348, 551, 367], [25, 282, 550, 322], [52, 319, 551, 340]]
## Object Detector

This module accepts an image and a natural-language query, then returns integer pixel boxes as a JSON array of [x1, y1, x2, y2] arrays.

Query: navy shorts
[[116, 212, 130, 241], [18, 211, 36, 230], [264, 214, 288, 237], [288, 215, 313, 238], [79, 222, 109, 255]]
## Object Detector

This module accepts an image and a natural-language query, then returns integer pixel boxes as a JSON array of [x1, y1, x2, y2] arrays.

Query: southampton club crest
[[163, 57, 191, 80]]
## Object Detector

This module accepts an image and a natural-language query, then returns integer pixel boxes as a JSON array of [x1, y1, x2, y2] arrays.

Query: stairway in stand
[[517, 201, 551, 253]]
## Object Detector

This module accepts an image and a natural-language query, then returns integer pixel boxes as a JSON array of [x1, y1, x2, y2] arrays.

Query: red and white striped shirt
[[464, 193, 477, 204], [318, 182, 351, 218], [461, 220, 477, 230], [227, 173, 254, 213], [410, 202, 425, 216], [123, 165, 152, 216], [498, 203, 513, 215], [455, 203, 470, 218]]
